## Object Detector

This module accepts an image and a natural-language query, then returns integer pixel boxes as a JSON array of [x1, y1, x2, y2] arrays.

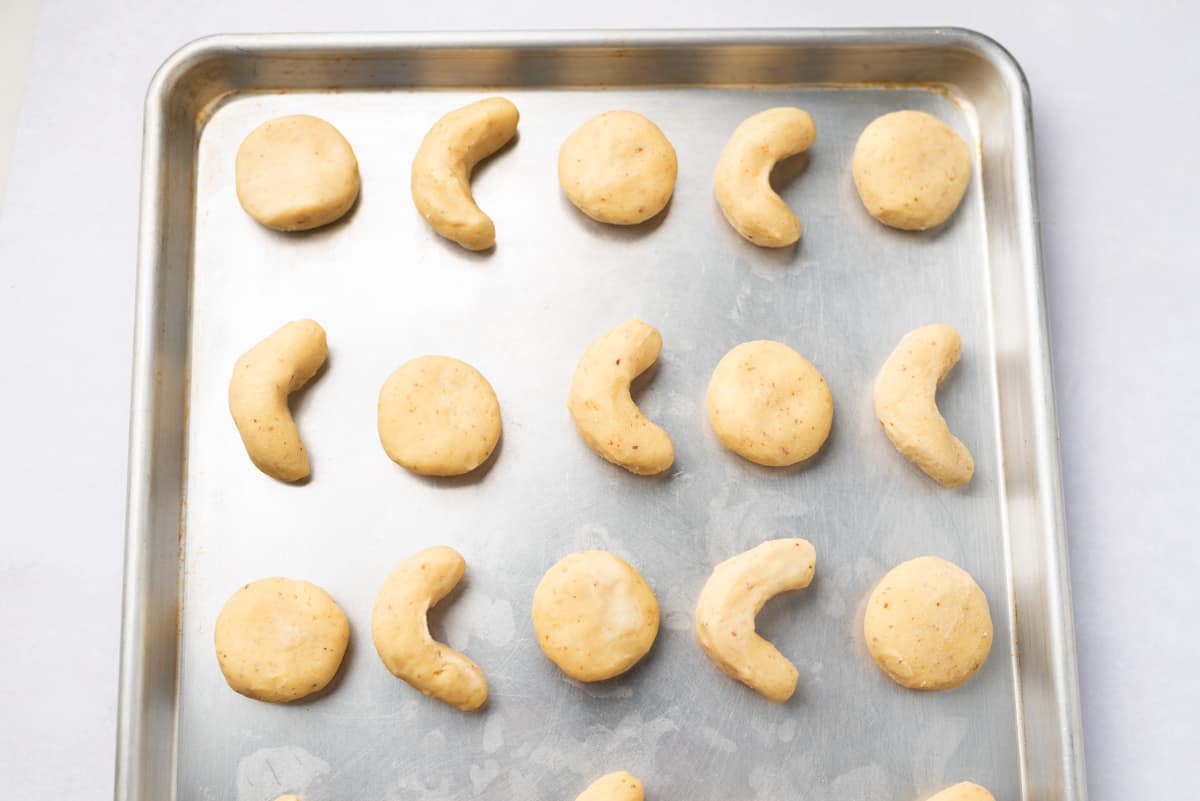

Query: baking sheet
[[119, 30, 1084, 801]]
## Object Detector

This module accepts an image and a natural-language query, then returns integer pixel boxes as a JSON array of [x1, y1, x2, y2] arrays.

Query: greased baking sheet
[[119, 30, 1085, 801]]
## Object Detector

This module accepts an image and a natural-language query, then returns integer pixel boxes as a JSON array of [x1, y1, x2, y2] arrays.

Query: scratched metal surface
[[119, 31, 1082, 801]]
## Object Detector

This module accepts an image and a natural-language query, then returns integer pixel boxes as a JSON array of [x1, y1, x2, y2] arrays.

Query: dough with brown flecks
[[377, 355, 501, 476], [533, 551, 659, 681], [568, 317, 674, 475], [695, 539, 816, 702], [559, 111, 677, 225], [228, 319, 327, 482], [707, 340, 833, 467], [925, 782, 996, 801], [864, 556, 992, 690], [852, 110, 971, 230], [372, 546, 488, 711], [214, 577, 349, 703], [236, 115, 359, 231], [411, 97, 519, 250], [714, 107, 816, 246], [874, 323, 974, 488], [574, 772, 644, 801]]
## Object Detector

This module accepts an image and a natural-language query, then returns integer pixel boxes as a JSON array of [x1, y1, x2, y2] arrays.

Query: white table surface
[[0, 1, 1195, 799], [0, 0, 38, 203]]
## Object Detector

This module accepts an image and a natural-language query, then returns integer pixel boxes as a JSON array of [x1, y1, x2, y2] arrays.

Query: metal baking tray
[[119, 29, 1085, 801]]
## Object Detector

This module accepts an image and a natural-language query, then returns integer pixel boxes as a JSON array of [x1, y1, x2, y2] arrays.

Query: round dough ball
[[235, 114, 360, 231], [532, 550, 659, 681], [706, 340, 833, 467], [214, 577, 349, 703], [927, 783, 996, 801], [864, 556, 993, 690], [558, 110, 677, 225], [852, 110, 971, 231], [377, 356, 501, 476]]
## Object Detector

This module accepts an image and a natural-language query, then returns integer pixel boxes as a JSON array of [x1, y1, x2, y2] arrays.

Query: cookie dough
[[714, 107, 816, 247], [228, 319, 328, 482], [372, 546, 489, 711], [214, 577, 349, 703], [926, 783, 996, 801], [864, 556, 993, 690], [875, 324, 974, 488], [558, 111, 677, 225], [575, 772, 644, 801], [532, 550, 659, 681], [695, 539, 817, 702], [706, 340, 833, 466], [568, 317, 674, 475], [235, 115, 360, 231], [411, 97, 520, 250], [852, 110, 971, 231], [377, 356, 501, 476]]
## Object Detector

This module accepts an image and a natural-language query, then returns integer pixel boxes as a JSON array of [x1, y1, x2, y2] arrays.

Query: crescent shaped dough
[[694, 539, 816, 702], [371, 546, 489, 711], [228, 319, 327, 482], [411, 97, 519, 251], [567, 318, 674, 475], [714, 107, 816, 247], [874, 324, 974, 488], [574, 773, 644, 801]]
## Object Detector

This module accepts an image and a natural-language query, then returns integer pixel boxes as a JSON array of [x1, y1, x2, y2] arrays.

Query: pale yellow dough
[[558, 110, 677, 225], [377, 356, 501, 477], [273, 796, 301, 801], [864, 556, 993, 691], [228, 319, 328, 482], [411, 97, 519, 250], [695, 539, 816, 702], [874, 324, 974, 487], [926, 782, 996, 801], [714, 107, 816, 247], [214, 577, 349, 703], [372, 546, 489, 711], [568, 318, 674, 475], [852, 110, 971, 231], [574, 772, 644, 801], [235, 115, 359, 231], [532, 551, 659, 682], [707, 340, 833, 467]]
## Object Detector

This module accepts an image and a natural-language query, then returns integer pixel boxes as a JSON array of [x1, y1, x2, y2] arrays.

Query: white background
[[0, 1, 1196, 799]]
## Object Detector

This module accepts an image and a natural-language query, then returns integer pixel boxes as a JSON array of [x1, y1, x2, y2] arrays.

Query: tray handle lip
[[115, 87, 171, 801], [145, 27, 1032, 76], [938, 27, 1088, 801], [139, 28, 1036, 124], [938, 27, 1087, 801], [118, 26, 215, 801]]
